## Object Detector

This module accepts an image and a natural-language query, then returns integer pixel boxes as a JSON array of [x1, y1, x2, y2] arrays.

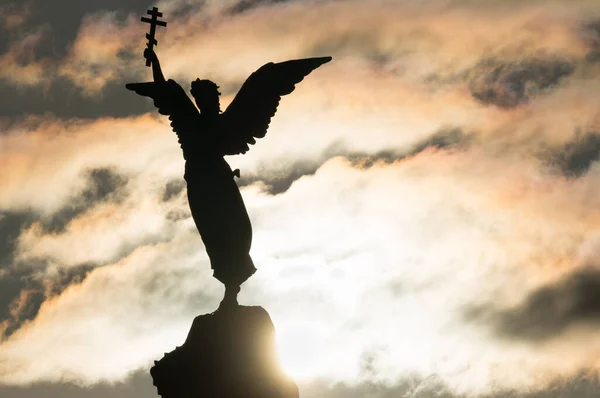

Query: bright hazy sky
[[3, 0, 600, 397]]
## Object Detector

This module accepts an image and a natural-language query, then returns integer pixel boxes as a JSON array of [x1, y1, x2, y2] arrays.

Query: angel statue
[[126, 47, 331, 307]]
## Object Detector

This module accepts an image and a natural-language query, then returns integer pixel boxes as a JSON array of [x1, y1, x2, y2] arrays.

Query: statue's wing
[[219, 56, 332, 155], [125, 80, 200, 138]]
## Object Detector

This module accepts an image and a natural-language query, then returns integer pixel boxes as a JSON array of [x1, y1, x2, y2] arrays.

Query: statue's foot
[[218, 284, 240, 311]]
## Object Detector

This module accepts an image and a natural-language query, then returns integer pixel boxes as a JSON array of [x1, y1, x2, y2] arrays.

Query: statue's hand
[[144, 47, 157, 63]]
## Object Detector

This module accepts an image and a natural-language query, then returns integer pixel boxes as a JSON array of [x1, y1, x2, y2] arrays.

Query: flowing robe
[[182, 114, 256, 286]]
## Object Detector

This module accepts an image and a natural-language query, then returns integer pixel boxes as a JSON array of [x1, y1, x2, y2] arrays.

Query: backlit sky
[[3, 0, 600, 397]]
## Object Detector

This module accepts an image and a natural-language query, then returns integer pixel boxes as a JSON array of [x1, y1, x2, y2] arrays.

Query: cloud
[[228, 0, 294, 15], [0, 114, 180, 214], [407, 127, 472, 155], [468, 57, 575, 108], [58, 11, 142, 94], [465, 267, 600, 342], [0, 3, 31, 31], [0, 264, 94, 339], [4, 139, 600, 394], [161, 179, 186, 202], [0, 77, 154, 118], [0, 26, 52, 86], [235, 127, 471, 194], [543, 131, 600, 177], [46, 0, 593, 96], [3, 368, 600, 398], [0, 229, 218, 385], [0, 167, 145, 340], [0, 370, 156, 398], [6, 0, 600, 396], [38, 167, 128, 234], [0, 0, 154, 59], [580, 19, 600, 62], [0, 212, 33, 268]]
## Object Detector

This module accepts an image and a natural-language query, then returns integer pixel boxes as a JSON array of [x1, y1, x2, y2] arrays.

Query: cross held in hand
[[141, 7, 167, 67]]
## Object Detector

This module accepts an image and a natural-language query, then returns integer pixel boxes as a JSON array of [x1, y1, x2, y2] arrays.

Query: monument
[[126, 7, 331, 397]]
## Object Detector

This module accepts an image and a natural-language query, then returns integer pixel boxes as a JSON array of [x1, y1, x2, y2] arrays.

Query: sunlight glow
[[277, 324, 325, 379]]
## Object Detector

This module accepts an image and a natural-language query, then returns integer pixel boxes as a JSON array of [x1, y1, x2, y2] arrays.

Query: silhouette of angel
[[126, 48, 331, 305]]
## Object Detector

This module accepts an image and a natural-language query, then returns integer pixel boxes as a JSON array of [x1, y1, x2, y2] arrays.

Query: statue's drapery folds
[[185, 155, 256, 286]]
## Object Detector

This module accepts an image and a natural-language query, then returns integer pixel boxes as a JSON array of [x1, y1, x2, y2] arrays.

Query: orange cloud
[[0, 26, 51, 86]]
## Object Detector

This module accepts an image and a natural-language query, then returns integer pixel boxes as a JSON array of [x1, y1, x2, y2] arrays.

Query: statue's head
[[191, 79, 221, 116]]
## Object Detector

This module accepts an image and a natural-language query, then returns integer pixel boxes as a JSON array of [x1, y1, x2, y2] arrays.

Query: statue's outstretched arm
[[144, 47, 166, 83]]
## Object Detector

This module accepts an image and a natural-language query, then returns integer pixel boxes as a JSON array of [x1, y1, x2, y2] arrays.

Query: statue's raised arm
[[144, 47, 166, 83], [125, 48, 201, 152]]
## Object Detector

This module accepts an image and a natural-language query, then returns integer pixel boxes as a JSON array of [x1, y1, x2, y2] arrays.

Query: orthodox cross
[[141, 7, 167, 67]]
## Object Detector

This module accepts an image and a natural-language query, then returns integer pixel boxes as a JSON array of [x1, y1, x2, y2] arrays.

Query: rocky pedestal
[[150, 305, 298, 398]]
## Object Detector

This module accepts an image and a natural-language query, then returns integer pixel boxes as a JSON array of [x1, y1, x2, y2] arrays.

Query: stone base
[[150, 306, 298, 398]]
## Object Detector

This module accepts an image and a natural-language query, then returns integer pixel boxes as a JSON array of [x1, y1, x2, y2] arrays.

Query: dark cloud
[[0, 265, 38, 322], [162, 179, 186, 202], [468, 57, 574, 108], [0, 77, 154, 118], [237, 158, 321, 195], [0, 168, 126, 268], [542, 131, 600, 178], [0, 2, 163, 119], [347, 127, 471, 168], [237, 128, 470, 195], [0, 169, 124, 337], [489, 374, 600, 398], [0, 213, 42, 336], [80, 168, 128, 201], [0, 0, 299, 119], [0, 1, 150, 58], [0, 279, 45, 338], [0, 212, 35, 268], [40, 167, 127, 234], [580, 20, 600, 62], [0, 0, 293, 84], [0, 263, 95, 339], [465, 267, 600, 341], [408, 127, 471, 154], [44, 264, 95, 297], [228, 0, 294, 15], [0, 3, 30, 31]]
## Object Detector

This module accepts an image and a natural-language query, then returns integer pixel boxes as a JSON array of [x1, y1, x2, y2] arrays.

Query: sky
[[2, 0, 600, 397]]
